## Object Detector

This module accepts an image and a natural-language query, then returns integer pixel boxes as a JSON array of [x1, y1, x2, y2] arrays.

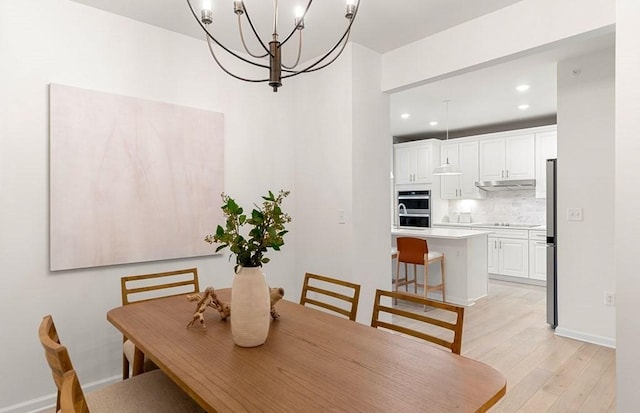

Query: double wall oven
[[397, 190, 431, 228]]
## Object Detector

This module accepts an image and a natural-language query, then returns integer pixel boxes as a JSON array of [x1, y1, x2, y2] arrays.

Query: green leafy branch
[[205, 190, 291, 272]]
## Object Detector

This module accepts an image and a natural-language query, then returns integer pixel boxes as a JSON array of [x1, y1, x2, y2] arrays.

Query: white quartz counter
[[392, 227, 494, 239]]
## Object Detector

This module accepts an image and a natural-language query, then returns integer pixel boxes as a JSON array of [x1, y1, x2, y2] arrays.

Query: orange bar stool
[[395, 237, 446, 302]]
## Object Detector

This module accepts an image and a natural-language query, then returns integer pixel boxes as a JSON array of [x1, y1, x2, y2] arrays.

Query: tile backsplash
[[445, 190, 546, 225]]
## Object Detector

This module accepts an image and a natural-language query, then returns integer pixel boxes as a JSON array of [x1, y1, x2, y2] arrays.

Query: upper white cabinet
[[394, 140, 438, 185], [441, 141, 485, 199], [479, 133, 535, 181], [535, 130, 558, 198]]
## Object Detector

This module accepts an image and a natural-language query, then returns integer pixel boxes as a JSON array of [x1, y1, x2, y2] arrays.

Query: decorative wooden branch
[[186, 286, 285, 329]]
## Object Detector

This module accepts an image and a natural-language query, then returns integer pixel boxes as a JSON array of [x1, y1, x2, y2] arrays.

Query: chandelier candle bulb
[[294, 6, 305, 30], [346, 0, 357, 19], [233, 1, 244, 15], [201, 0, 212, 24]]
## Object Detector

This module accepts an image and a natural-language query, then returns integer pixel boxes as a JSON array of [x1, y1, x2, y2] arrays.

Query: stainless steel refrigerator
[[546, 159, 558, 327]]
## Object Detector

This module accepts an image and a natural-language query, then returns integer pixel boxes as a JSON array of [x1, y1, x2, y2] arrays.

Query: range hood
[[475, 179, 536, 191]]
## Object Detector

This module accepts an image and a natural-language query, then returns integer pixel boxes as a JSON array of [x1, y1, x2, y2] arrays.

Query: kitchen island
[[392, 227, 493, 306]]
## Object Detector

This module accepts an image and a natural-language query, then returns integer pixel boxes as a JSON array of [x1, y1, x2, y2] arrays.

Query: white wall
[[0, 1, 297, 411], [615, 0, 640, 408], [556, 49, 616, 346], [290, 43, 392, 323], [381, 0, 615, 92], [349, 44, 392, 323]]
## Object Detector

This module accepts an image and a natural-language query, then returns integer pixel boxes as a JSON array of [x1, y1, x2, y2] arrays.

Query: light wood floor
[[393, 280, 616, 412]]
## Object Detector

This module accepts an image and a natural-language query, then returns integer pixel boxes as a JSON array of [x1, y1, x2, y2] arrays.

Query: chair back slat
[[300, 273, 361, 321], [121, 268, 200, 305], [371, 289, 464, 354]]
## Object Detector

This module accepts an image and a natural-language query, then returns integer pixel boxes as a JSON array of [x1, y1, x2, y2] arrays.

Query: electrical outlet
[[567, 208, 583, 221], [604, 291, 615, 306]]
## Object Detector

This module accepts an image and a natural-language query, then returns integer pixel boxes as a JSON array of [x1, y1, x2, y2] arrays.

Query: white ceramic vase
[[231, 266, 271, 347]]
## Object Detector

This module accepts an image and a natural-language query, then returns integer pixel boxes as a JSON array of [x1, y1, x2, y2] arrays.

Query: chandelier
[[186, 0, 360, 92]]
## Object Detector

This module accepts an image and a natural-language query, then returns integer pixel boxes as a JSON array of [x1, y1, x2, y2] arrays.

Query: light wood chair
[[120, 268, 199, 379], [299, 272, 361, 321], [370, 289, 465, 354], [395, 237, 446, 302], [39, 315, 203, 413]]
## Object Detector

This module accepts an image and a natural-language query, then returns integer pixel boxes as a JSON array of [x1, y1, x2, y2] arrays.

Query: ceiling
[[69, 0, 614, 138]]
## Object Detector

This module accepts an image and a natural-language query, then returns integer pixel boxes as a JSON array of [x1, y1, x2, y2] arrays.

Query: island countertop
[[392, 227, 494, 239]]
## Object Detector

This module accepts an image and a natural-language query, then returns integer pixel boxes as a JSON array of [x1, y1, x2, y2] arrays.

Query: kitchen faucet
[[398, 203, 407, 214]]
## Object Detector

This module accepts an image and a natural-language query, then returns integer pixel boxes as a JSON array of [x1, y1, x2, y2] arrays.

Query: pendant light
[[433, 100, 463, 176]]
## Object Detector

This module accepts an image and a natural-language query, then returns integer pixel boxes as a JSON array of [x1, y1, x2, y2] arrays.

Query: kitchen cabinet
[[394, 141, 437, 185], [479, 133, 535, 182], [440, 141, 485, 199], [529, 230, 547, 281], [487, 228, 529, 278], [535, 129, 558, 198]]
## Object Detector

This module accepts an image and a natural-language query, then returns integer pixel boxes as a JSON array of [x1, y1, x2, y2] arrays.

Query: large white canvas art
[[50, 84, 224, 271]]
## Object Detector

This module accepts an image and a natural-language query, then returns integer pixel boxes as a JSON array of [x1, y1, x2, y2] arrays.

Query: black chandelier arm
[[237, 14, 269, 58], [242, 3, 272, 57], [279, 0, 313, 47], [281, 4, 358, 79], [206, 36, 269, 83], [302, 30, 350, 74], [280, 31, 349, 79], [186, 0, 270, 70]]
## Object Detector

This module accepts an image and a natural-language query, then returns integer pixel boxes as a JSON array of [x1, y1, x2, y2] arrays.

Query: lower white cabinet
[[528, 230, 547, 281], [488, 237, 529, 278]]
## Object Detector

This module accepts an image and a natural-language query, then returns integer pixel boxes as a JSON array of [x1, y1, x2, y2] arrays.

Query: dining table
[[107, 288, 506, 412]]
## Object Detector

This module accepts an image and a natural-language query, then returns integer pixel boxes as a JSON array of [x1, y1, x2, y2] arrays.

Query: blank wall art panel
[[50, 84, 224, 270]]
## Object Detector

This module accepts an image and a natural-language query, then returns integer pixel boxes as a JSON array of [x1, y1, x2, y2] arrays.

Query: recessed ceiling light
[[516, 84, 530, 92], [429, 121, 438, 126], [401, 113, 410, 119], [518, 104, 530, 110]]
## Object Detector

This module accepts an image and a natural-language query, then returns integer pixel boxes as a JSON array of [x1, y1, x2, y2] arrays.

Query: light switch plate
[[567, 208, 583, 221]]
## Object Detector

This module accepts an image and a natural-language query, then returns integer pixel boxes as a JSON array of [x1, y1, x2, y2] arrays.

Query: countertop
[[434, 222, 546, 231], [392, 227, 494, 239]]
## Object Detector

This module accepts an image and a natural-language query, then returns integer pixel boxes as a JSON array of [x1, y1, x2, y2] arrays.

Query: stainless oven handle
[[399, 213, 431, 217], [398, 196, 430, 200]]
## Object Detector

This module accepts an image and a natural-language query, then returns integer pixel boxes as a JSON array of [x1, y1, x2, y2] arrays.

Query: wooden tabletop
[[107, 289, 506, 412]]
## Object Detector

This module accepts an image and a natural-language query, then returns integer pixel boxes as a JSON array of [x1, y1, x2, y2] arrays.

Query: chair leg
[[441, 255, 446, 303], [423, 262, 429, 311], [122, 352, 130, 380], [395, 259, 401, 293]]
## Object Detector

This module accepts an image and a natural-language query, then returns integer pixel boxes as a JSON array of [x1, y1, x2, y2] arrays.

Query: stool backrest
[[396, 237, 428, 265]]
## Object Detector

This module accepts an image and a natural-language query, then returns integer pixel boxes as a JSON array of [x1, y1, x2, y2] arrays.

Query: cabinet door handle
[[494, 240, 497, 248], [506, 170, 510, 178], [501, 170, 504, 179]]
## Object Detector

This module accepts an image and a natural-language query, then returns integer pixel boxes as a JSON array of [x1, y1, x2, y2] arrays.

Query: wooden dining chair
[[39, 315, 204, 413], [370, 289, 465, 354], [299, 272, 361, 321], [120, 268, 200, 379], [395, 237, 446, 302]]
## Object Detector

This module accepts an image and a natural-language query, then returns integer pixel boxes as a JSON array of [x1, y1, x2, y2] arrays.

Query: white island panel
[[392, 228, 490, 306]]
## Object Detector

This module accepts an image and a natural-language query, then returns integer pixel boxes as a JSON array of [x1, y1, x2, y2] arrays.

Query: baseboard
[[489, 274, 546, 287], [0, 374, 121, 413], [555, 327, 616, 349]]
